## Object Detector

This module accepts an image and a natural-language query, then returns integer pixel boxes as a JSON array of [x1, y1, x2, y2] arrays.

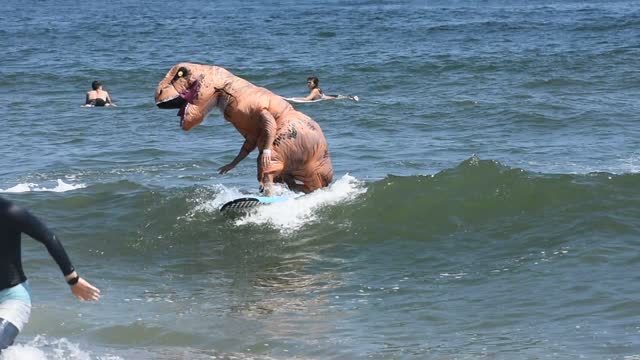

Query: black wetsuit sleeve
[[8, 205, 75, 276]]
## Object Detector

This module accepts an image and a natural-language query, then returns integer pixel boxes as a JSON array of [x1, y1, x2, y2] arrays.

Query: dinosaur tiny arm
[[218, 137, 257, 174], [258, 109, 277, 150], [258, 109, 278, 170]]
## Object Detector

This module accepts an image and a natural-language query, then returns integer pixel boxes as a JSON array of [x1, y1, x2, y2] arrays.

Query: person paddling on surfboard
[[84, 80, 116, 107], [0, 196, 101, 352], [286, 76, 359, 102]]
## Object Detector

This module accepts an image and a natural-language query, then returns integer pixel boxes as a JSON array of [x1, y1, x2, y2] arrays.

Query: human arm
[[106, 92, 116, 106], [64, 271, 101, 301], [218, 137, 257, 174], [286, 88, 323, 102], [9, 204, 100, 301], [306, 88, 323, 100], [11, 205, 75, 276]]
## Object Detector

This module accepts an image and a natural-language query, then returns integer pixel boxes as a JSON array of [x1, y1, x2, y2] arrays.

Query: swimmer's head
[[91, 80, 102, 90], [307, 76, 319, 88]]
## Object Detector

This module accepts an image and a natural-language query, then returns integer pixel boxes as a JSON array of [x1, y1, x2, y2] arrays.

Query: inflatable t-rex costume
[[155, 63, 333, 195]]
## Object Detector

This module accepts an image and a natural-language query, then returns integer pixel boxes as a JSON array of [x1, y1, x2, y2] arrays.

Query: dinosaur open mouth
[[156, 95, 188, 128], [156, 95, 186, 109], [156, 80, 201, 129]]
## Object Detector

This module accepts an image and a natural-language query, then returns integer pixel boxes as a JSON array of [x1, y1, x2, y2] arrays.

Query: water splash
[[184, 174, 366, 233], [0, 336, 122, 360], [234, 174, 366, 233]]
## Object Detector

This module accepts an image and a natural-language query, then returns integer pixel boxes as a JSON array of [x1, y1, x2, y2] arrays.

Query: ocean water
[[2, 0, 640, 359]]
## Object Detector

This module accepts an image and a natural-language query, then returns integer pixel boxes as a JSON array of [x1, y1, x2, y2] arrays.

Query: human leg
[[0, 283, 32, 350], [0, 318, 19, 350]]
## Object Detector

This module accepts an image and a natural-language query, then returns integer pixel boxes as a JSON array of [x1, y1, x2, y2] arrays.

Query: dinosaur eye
[[174, 67, 189, 81]]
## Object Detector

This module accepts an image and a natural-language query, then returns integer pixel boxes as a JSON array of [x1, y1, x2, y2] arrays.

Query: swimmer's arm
[[306, 88, 322, 101], [106, 92, 116, 106], [288, 88, 322, 101], [85, 93, 91, 105], [9, 205, 75, 276], [104, 91, 118, 106]]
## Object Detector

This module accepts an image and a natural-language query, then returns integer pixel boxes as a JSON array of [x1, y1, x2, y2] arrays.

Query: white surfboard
[[283, 95, 359, 103]]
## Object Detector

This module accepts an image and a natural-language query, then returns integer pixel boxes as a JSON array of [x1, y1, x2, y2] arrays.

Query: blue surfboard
[[220, 195, 290, 213]]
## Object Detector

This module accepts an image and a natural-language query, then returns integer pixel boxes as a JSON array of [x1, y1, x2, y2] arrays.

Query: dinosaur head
[[155, 63, 226, 131]]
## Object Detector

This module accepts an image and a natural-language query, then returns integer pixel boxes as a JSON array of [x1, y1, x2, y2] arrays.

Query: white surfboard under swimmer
[[283, 95, 359, 103]]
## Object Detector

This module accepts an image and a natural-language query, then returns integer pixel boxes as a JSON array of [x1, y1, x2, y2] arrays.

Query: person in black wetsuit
[[0, 196, 100, 352]]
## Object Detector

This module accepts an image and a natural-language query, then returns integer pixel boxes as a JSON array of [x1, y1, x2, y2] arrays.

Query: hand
[[218, 163, 236, 174], [261, 149, 271, 170], [70, 278, 101, 301]]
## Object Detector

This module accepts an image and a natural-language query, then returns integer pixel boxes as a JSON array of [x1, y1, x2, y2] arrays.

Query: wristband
[[67, 275, 80, 286], [263, 149, 271, 154]]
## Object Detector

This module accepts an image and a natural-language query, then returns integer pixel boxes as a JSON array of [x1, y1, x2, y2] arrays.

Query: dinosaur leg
[[258, 152, 285, 196], [297, 167, 333, 193]]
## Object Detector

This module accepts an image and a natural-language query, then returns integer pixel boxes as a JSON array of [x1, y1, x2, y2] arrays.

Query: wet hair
[[91, 80, 102, 90], [307, 76, 319, 87]]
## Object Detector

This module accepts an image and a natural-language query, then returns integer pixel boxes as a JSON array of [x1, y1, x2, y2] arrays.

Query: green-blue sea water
[[1, 1, 640, 359]]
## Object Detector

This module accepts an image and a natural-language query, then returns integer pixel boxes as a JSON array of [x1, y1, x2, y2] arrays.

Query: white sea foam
[[0, 180, 86, 193], [234, 174, 366, 233], [0, 336, 122, 360], [188, 174, 366, 233]]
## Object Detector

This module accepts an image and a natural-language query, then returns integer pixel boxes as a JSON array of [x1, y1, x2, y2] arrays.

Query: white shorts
[[0, 282, 32, 332]]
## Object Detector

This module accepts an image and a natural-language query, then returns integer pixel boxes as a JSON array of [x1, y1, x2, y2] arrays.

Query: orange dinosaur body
[[155, 63, 333, 194]]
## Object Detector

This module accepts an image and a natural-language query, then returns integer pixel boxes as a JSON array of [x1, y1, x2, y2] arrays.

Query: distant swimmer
[[285, 76, 359, 103], [0, 196, 100, 352], [83, 80, 116, 107]]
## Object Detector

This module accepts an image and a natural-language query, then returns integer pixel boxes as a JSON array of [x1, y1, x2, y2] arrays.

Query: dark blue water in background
[[1, 1, 640, 359]]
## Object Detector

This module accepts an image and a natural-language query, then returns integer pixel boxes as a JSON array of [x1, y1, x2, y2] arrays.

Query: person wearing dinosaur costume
[[154, 63, 333, 195]]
